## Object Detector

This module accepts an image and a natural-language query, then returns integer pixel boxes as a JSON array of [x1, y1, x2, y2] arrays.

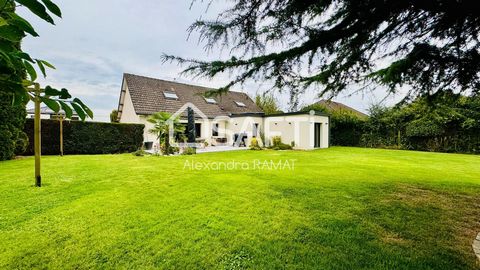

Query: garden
[[1, 147, 479, 269]]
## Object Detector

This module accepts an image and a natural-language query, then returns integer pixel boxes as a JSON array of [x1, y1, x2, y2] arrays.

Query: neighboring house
[[314, 100, 368, 118], [26, 107, 80, 120], [117, 73, 329, 149]]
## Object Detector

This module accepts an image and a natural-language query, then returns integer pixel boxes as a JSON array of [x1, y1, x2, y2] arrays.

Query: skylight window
[[163, 92, 178, 100], [204, 97, 217, 104], [235, 101, 246, 107]]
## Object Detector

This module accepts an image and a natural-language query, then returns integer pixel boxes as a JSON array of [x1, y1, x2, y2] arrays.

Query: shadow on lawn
[[250, 182, 480, 269]]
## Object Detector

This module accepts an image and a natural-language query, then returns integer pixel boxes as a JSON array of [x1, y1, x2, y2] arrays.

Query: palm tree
[[147, 112, 185, 155]]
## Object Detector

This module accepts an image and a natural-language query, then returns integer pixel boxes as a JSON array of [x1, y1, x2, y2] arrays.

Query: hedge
[[0, 90, 27, 161], [23, 119, 144, 155]]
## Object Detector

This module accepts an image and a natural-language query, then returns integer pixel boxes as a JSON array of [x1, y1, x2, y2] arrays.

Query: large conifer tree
[[164, 0, 479, 102]]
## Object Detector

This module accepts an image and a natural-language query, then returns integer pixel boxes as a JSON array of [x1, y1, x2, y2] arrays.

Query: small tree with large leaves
[[148, 112, 185, 155], [0, 0, 92, 186]]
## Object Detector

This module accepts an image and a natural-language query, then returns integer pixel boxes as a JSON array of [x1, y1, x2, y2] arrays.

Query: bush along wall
[[23, 119, 144, 155], [360, 91, 480, 154], [0, 91, 27, 161]]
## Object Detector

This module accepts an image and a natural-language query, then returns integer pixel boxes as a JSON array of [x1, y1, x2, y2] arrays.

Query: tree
[[110, 110, 118, 122], [254, 94, 282, 115], [300, 104, 329, 115], [0, 3, 28, 161], [148, 112, 185, 155], [0, 1, 92, 186], [361, 91, 480, 152], [163, 0, 480, 103]]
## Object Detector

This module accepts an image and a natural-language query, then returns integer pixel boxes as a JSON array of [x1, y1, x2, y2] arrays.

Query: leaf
[[40, 96, 60, 112], [22, 79, 34, 87], [39, 59, 55, 69], [44, 85, 60, 96], [73, 97, 93, 118], [58, 100, 72, 118], [15, 52, 35, 63], [12, 83, 29, 106], [59, 88, 71, 99], [8, 13, 39, 37], [36, 59, 46, 77], [0, 18, 7, 27], [0, 25, 25, 42], [40, 0, 61, 18], [23, 60, 37, 81], [0, 51, 14, 69], [15, 0, 55, 24], [71, 102, 86, 120]]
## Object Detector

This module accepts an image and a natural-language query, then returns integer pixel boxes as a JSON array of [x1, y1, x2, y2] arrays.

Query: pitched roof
[[315, 100, 368, 118], [121, 73, 263, 118]]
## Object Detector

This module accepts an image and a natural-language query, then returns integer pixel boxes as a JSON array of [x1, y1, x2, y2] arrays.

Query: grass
[[0, 147, 479, 269]]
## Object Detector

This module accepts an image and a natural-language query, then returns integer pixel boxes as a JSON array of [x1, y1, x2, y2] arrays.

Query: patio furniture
[[144, 141, 153, 150], [215, 137, 227, 145], [233, 133, 247, 147]]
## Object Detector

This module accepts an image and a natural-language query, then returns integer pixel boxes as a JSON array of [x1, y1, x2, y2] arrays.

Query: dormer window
[[164, 91, 178, 100], [235, 101, 246, 107], [204, 97, 217, 104]]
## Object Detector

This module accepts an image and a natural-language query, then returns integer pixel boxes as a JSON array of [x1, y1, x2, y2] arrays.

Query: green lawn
[[1, 147, 479, 269]]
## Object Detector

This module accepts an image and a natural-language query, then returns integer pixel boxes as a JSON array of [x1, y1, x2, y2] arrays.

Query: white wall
[[227, 116, 264, 146], [119, 84, 140, 124], [264, 114, 329, 150]]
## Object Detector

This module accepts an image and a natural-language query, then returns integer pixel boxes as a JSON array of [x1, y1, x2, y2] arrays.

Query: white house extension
[[116, 73, 329, 150]]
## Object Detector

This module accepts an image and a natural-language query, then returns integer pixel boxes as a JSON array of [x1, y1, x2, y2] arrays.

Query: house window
[[212, 123, 219, 137], [253, 123, 259, 137], [234, 101, 246, 107], [204, 97, 217, 104], [163, 91, 178, 100], [195, 123, 201, 138]]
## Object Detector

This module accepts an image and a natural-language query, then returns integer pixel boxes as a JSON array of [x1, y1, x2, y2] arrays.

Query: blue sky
[[20, 0, 401, 121]]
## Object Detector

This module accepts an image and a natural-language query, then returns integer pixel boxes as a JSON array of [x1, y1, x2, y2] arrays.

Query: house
[[26, 106, 80, 120], [313, 100, 368, 118], [116, 73, 330, 150]]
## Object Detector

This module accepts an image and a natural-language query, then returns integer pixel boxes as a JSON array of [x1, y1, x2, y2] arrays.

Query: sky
[[20, 0, 403, 122]]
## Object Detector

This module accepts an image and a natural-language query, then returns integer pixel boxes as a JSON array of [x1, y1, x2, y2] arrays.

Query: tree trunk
[[34, 84, 41, 187], [397, 130, 401, 148], [59, 117, 63, 156], [165, 132, 170, 155]]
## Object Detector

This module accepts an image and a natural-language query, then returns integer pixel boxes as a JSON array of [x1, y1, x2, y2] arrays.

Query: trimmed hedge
[[23, 119, 144, 155], [0, 90, 27, 160]]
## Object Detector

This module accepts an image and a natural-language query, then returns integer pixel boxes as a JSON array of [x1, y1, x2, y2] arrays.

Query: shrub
[[272, 143, 292, 150], [0, 90, 27, 160], [14, 132, 29, 155], [271, 136, 282, 147], [23, 119, 144, 155], [132, 148, 147, 157], [160, 143, 180, 155], [269, 136, 292, 150], [249, 137, 262, 150], [182, 147, 196, 155]]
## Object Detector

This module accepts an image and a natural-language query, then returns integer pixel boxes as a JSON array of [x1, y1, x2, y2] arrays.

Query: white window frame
[[204, 97, 217, 104], [163, 92, 178, 100], [235, 101, 246, 107]]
